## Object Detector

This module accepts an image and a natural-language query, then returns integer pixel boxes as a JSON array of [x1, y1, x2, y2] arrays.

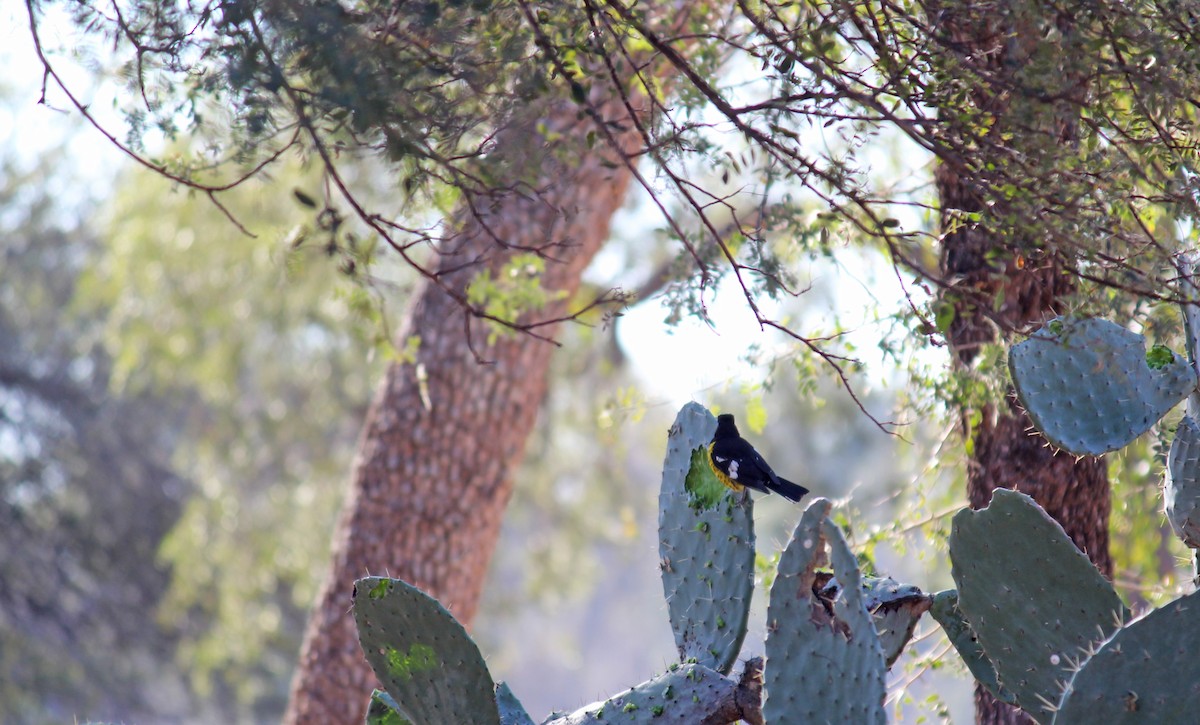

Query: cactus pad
[[862, 577, 932, 668], [762, 498, 887, 724], [928, 590, 1016, 707], [949, 490, 1127, 723], [1009, 317, 1195, 455], [1165, 415, 1200, 549], [555, 663, 734, 723], [819, 576, 931, 668], [353, 576, 499, 725], [659, 402, 754, 675], [366, 689, 409, 725], [1054, 589, 1200, 724], [495, 682, 534, 725]]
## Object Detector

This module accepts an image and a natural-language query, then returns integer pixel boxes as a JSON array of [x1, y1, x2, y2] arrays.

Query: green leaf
[[744, 397, 768, 435], [1146, 343, 1176, 370], [933, 301, 956, 333]]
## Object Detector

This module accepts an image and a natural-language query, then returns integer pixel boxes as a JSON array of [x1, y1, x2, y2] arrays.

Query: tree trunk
[[933, 5, 1110, 721], [940, 170, 1112, 725], [938, 123, 1112, 725], [282, 88, 649, 723]]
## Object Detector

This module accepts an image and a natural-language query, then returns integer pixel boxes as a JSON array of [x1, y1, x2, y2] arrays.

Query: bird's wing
[[747, 449, 778, 482]]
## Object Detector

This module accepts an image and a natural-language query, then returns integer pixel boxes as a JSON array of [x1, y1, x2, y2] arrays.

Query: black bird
[[707, 413, 809, 502]]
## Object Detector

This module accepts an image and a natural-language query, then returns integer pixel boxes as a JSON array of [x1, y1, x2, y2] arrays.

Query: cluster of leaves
[[22, 2, 1200, 720], [36, 0, 587, 256], [536, 0, 1200, 395], [466, 254, 568, 342], [27, 0, 1200, 413], [54, 0, 538, 171]]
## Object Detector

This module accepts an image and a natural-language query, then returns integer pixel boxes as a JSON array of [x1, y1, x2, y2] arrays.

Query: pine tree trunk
[[938, 140, 1111, 725], [282, 91, 646, 724], [932, 1, 1109, 720], [937, 162, 1113, 581]]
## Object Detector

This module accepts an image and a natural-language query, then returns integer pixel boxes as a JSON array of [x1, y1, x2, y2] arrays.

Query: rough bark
[[282, 88, 651, 723], [941, 179, 1111, 725], [934, 5, 1110, 723]]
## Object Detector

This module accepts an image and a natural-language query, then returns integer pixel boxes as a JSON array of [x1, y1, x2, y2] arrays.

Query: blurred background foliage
[[0, 119, 391, 720], [84, 151, 396, 717], [0, 138, 195, 723]]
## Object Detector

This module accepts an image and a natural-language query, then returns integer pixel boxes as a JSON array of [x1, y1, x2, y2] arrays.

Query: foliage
[[20, 0, 1200, 720], [0, 144, 196, 721], [30, 0, 1200, 432], [466, 254, 568, 343], [72, 150, 388, 716]]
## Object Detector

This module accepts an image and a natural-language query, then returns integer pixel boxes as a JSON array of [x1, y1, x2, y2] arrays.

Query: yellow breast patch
[[707, 442, 745, 493]]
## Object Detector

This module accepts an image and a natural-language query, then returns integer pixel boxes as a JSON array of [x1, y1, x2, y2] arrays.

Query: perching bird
[[707, 413, 809, 502]]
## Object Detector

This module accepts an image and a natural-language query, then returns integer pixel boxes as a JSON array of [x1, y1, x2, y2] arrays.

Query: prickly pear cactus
[[928, 590, 1016, 707], [495, 682, 534, 725], [353, 577, 499, 725], [366, 689, 409, 725], [949, 490, 1127, 723], [1054, 589, 1200, 724], [817, 576, 931, 668], [1009, 317, 1195, 455], [555, 663, 733, 723], [1165, 414, 1200, 548], [861, 577, 932, 668], [762, 498, 887, 724], [658, 402, 754, 675]]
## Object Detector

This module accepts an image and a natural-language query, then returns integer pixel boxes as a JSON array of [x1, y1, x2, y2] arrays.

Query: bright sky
[[615, 251, 918, 407]]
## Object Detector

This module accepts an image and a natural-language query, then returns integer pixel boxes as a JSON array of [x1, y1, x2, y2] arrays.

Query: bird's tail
[[770, 476, 809, 503]]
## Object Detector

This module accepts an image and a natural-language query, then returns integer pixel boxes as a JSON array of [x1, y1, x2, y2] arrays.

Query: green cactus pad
[[1165, 415, 1200, 549], [949, 490, 1127, 723], [353, 576, 499, 725], [763, 498, 887, 724], [862, 577, 932, 668], [1054, 589, 1200, 724], [929, 590, 1017, 707], [366, 689, 410, 725], [818, 576, 931, 668], [556, 663, 734, 723], [658, 402, 754, 675], [1009, 317, 1196, 455], [495, 682, 534, 725]]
